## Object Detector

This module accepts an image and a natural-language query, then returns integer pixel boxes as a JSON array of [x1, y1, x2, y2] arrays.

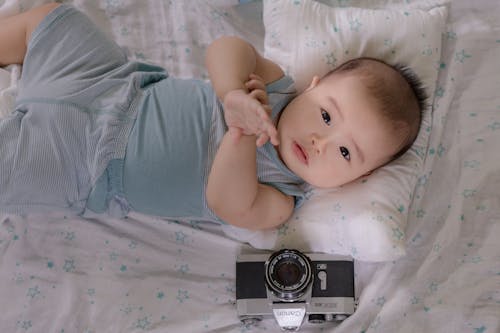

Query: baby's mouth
[[292, 141, 308, 165]]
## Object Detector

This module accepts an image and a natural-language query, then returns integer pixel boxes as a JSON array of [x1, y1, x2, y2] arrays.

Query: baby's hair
[[325, 57, 429, 160], [391, 63, 429, 114]]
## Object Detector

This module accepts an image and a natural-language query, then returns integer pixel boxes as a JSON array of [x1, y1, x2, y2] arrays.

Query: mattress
[[0, 0, 498, 332]]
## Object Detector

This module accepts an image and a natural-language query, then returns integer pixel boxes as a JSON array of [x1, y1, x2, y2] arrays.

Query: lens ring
[[265, 249, 312, 301]]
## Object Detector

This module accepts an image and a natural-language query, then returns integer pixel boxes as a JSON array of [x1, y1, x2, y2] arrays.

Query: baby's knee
[[38, 2, 61, 12], [25, 3, 61, 38]]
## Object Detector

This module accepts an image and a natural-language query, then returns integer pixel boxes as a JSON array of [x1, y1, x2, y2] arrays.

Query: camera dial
[[265, 249, 313, 302]]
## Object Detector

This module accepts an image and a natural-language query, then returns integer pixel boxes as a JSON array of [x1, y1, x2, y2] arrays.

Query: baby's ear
[[305, 75, 321, 92]]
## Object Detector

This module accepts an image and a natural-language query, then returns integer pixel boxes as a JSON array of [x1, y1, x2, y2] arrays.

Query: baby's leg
[[0, 3, 59, 66], [1, 4, 162, 215]]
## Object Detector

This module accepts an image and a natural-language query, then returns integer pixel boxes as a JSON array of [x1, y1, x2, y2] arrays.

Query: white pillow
[[222, 0, 447, 262]]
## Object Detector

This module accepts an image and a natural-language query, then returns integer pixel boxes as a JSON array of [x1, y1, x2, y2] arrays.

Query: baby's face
[[275, 73, 407, 188]]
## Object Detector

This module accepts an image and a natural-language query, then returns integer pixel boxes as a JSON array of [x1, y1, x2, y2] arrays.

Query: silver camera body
[[236, 249, 356, 331]]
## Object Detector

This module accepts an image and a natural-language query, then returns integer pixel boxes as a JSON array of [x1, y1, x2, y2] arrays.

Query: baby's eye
[[321, 109, 331, 125], [340, 146, 350, 161]]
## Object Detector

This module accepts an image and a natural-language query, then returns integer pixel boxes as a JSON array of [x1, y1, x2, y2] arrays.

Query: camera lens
[[265, 249, 313, 301], [275, 261, 301, 286]]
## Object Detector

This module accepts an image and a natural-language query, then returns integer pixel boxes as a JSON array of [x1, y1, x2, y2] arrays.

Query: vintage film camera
[[236, 249, 356, 331]]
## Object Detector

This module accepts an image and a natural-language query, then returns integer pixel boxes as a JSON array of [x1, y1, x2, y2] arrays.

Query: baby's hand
[[223, 74, 278, 147]]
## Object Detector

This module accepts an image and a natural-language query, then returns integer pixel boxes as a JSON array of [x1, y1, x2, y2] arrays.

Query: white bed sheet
[[0, 0, 499, 332]]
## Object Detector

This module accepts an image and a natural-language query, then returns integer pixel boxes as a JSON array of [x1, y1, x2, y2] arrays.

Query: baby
[[0, 3, 427, 230]]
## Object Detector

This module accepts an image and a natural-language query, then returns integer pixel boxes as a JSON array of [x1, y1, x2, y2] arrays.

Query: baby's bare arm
[[207, 132, 295, 230], [0, 3, 59, 66], [205, 36, 284, 101], [205, 36, 294, 230]]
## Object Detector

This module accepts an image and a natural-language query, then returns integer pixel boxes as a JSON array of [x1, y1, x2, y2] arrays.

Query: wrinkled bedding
[[0, 0, 498, 332]]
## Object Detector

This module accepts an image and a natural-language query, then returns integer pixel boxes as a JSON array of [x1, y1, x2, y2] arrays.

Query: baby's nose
[[311, 135, 326, 154]]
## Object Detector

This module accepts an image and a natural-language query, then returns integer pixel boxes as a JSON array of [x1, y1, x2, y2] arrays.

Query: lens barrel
[[265, 249, 313, 301]]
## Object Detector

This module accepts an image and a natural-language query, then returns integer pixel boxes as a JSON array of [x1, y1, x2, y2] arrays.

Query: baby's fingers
[[257, 119, 279, 146], [266, 123, 279, 146], [258, 106, 278, 143], [255, 104, 272, 125], [245, 76, 266, 92], [249, 89, 268, 105], [249, 73, 265, 83], [256, 132, 269, 147]]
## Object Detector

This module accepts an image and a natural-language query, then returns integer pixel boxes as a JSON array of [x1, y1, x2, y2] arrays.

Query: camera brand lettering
[[276, 309, 303, 317]]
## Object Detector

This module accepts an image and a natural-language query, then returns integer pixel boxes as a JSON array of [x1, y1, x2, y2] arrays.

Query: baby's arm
[[205, 36, 294, 230], [0, 3, 59, 66], [205, 36, 284, 101]]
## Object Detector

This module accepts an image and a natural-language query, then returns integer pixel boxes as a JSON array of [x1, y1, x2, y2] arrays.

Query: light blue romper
[[86, 75, 309, 222], [0, 5, 309, 222], [0, 5, 166, 214]]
